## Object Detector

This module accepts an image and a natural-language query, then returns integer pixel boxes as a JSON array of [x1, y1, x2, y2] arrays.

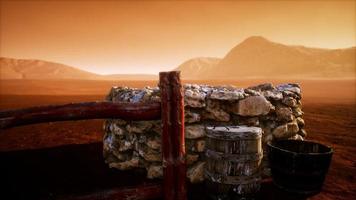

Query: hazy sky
[[1, 0, 355, 74]]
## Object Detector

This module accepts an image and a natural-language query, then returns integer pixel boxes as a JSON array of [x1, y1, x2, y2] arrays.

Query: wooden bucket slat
[[205, 126, 263, 196]]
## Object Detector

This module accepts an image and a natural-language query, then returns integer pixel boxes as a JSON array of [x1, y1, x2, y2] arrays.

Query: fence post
[[159, 71, 187, 200], [170, 71, 187, 200]]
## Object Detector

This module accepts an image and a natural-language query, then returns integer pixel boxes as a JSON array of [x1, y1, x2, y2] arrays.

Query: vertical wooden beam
[[159, 71, 187, 200], [159, 72, 176, 200], [170, 71, 187, 200]]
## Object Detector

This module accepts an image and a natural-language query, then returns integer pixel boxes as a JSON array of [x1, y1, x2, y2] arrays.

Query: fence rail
[[0, 101, 161, 129], [0, 71, 187, 200]]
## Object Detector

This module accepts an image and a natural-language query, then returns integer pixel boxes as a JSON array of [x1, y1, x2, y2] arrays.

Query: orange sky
[[0, 0, 355, 75]]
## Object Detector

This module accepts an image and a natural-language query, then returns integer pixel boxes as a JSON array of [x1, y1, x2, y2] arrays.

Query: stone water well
[[103, 83, 306, 183]]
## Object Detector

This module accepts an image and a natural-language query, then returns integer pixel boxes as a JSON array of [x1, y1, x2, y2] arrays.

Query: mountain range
[[1, 36, 355, 80], [177, 36, 355, 79], [0, 57, 157, 80]]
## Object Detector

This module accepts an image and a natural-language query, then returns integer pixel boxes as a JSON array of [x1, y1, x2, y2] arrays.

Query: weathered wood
[[159, 72, 176, 200], [1, 70, 187, 200], [159, 71, 187, 200], [205, 126, 263, 196], [59, 183, 162, 200], [170, 71, 187, 200], [0, 101, 161, 129]]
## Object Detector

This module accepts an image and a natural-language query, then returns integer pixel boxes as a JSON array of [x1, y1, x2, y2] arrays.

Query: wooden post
[[170, 71, 187, 200], [1, 71, 187, 200], [159, 72, 176, 200], [159, 71, 187, 200]]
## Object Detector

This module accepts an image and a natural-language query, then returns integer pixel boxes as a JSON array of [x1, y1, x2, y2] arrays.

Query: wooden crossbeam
[[0, 101, 161, 129], [0, 71, 187, 200]]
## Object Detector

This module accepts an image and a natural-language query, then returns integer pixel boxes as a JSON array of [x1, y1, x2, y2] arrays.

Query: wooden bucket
[[267, 140, 333, 196], [205, 126, 263, 198]]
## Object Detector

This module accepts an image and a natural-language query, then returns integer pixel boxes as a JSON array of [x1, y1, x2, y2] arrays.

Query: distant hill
[[175, 57, 221, 79], [104, 74, 157, 80], [0, 57, 158, 80], [177, 36, 356, 79], [2, 36, 355, 81], [0, 57, 101, 80]]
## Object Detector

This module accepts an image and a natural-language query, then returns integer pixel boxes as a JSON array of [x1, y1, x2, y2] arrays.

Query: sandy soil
[[1, 79, 355, 104], [0, 79, 355, 199]]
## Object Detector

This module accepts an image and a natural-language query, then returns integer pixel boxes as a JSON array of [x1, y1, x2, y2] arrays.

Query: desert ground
[[0, 79, 355, 200]]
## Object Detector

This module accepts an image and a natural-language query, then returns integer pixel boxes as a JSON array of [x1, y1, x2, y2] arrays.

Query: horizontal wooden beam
[[0, 101, 161, 129]]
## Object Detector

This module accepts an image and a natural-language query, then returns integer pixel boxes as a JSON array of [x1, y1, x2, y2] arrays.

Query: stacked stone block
[[103, 83, 305, 183]]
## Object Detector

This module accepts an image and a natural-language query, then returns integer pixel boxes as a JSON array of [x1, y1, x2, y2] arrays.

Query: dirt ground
[[0, 79, 355, 199]]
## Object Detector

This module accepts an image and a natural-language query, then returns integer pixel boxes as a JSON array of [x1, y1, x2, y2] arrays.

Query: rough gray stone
[[277, 83, 301, 96], [138, 145, 162, 162], [185, 125, 206, 139], [262, 90, 283, 101], [184, 85, 207, 108], [297, 100, 302, 107], [298, 129, 307, 137], [103, 132, 115, 151], [295, 134, 304, 141], [248, 83, 275, 91], [185, 110, 201, 123], [276, 106, 294, 122], [146, 164, 163, 179], [237, 95, 274, 116], [282, 96, 298, 107], [194, 140, 206, 152], [293, 107, 304, 117], [146, 136, 161, 150], [187, 161, 205, 183], [186, 154, 200, 165], [186, 139, 206, 153], [137, 135, 147, 143], [296, 117, 305, 127], [118, 140, 135, 152], [272, 121, 299, 139], [240, 117, 260, 126], [288, 134, 304, 141], [126, 121, 153, 134], [264, 134, 274, 144], [204, 100, 230, 121], [244, 88, 261, 96], [109, 87, 160, 103], [151, 121, 162, 135], [209, 88, 245, 100], [287, 121, 300, 133], [282, 90, 300, 99], [111, 151, 132, 162], [260, 115, 278, 124], [109, 158, 139, 170]]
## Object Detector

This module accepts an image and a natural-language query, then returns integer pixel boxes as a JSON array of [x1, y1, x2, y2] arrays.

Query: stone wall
[[103, 83, 306, 183]]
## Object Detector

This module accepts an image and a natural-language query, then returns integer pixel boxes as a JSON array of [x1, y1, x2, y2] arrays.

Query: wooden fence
[[0, 71, 186, 200]]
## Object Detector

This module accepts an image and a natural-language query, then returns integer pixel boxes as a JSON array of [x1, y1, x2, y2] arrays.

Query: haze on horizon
[[0, 0, 355, 75]]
